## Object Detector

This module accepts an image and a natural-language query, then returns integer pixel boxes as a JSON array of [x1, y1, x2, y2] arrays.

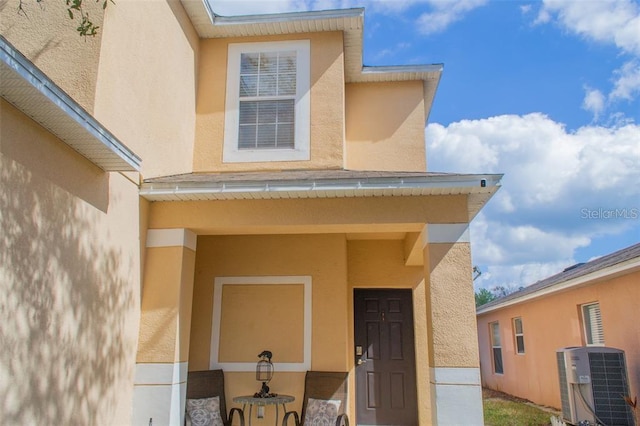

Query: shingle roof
[[477, 242, 640, 313]]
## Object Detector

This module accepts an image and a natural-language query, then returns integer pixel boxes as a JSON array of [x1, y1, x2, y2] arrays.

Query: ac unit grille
[[588, 352, 634, 426], [556, 351, 571, 419]]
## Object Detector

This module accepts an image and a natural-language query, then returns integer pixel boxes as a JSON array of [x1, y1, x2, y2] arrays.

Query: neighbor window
[[582, 302, 604, 346], [490, 322, 503, 374], [223, 40, 310, 163], [513, 317, 525, 354]]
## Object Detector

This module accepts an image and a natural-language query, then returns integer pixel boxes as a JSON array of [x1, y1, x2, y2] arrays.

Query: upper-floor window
[[490, 321, 503, 374], [581, 302, 604, 346], [513, 317, 525, 354], [224, 40, 310, 163]]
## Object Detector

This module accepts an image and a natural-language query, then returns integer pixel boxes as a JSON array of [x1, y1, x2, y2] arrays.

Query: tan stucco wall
[[347, 239, 432, 425], [0, 100, 141, 425], [193, 31, 345, 172], [94, 0, 199, 179], [147, 195, 470, 234], [137, 245, 196, 363], [345, 81, 426, 172], [477, 270, 640, 410], [426, 242, 479, 367], [0, 0, 104, 112]]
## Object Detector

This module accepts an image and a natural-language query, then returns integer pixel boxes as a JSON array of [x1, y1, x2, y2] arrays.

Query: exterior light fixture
[[255, 350, 274, 398]]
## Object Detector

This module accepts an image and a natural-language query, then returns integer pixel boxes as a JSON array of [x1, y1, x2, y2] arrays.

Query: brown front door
[[354, 289, 418, 425]]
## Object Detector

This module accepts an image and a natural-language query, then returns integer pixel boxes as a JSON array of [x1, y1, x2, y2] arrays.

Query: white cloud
[[538, 0, 640, 55], [582, 87, 605, 120], [610, 60, 640, 101], [428, 114, 640, 289], [416, 0, 488, 35]]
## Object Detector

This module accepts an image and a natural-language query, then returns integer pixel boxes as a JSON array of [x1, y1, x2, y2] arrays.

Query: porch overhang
[[141, 170, 501, 227]]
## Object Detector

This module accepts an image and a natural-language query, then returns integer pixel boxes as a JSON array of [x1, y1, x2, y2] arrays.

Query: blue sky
[[211, 0, 640, 292]]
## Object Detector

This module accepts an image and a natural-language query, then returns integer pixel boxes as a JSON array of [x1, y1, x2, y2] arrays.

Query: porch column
[[132, 229, 197, 426], [423, 224, 483, 425]]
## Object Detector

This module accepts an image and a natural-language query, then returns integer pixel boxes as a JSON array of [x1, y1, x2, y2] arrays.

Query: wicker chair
[[282, 371, 349, 426], [186, 369, 245, 426]]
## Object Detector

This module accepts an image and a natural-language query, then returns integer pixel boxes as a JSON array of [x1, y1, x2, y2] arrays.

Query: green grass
[[483, 398, 554, 426]]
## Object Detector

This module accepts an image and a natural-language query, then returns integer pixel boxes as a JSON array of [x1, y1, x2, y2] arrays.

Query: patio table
[[233, 394, 294, 426]]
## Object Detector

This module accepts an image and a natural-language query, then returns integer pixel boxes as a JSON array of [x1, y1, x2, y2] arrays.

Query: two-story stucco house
[[1, 1, 501, 424]]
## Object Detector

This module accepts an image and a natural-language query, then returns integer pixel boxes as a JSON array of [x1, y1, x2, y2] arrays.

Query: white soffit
[[0, 36, 141, 172], [139, 172, 502, 202], [180, 0, 443, 84]]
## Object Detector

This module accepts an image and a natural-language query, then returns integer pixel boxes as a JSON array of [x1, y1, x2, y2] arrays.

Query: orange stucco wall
[[345, 81, 427, 172], [0, 99, 142, 425], [477, 270, 640, 410], [193, 31, 345, 173]]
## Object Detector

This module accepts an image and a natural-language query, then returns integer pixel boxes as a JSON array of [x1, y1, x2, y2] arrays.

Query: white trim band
[[210, 275, 312, 372], [146, 229, 197, 251], [430, 367, 481, 385], [134, 362, 188, 386], [132, 362, 188, 426], [423, 224, 470, 246]]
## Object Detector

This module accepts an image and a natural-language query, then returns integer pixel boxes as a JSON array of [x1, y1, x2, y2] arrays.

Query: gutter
[[140, 173, 502, 200], [203, 4, 364, 25]]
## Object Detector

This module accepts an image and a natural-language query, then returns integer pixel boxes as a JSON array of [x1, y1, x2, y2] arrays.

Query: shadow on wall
[[0, 156, 137, 424]]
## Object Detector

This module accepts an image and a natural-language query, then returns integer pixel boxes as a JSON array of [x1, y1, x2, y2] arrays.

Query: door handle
[[357, 358, 367, 365]]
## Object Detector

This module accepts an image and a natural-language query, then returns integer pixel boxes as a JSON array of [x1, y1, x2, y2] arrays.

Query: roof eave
[[139, 173, 502, 202], [0, 36, 141, 172], [476, 256, 640, 315]]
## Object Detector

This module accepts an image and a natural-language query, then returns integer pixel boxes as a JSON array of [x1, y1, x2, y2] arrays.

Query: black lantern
[[255, 350, 274, 398]]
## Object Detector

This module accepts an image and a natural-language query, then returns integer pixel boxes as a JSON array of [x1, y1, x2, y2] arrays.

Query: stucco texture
[[477, 270, 640, 410], [0, 100, 141, 425], [425, 242, 479, 368], [345, 81, 427, 172]]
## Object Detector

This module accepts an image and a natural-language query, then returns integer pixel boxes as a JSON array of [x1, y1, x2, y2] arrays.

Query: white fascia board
[[476, 257, 640, 315], [208, 7, 364, 26], [140, 174, 502, 200], [0, 36, 141, 172]]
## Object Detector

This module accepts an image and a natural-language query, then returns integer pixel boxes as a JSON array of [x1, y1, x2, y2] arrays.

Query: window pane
[[239, 101, 258, 124], [239, 75, 258, 97], [278, 51, 296, 73], [491, 323, 501, 346], [257, 101, 277, 124], [276, 123, 294, 148], [278, 73, 296, 96], [514, 318, 523, 334], [258, 74, 277, 96], [493, 348, 504, 374], [259, 52, 278, 74], [238, 125, 257, 149], [516, 336, 525, 354], [240, 53, 259, 74], [277, 99, 295, 123], [583, 303, 604, 345], [256, 124, 276, 148]]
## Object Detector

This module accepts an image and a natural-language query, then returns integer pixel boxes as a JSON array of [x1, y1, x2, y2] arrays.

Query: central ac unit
[[556, 346, 634, 425]]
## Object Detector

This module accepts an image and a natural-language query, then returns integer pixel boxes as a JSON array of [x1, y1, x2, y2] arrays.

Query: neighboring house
[[1, 1, 501, 425], [476, 243, 640, 412]]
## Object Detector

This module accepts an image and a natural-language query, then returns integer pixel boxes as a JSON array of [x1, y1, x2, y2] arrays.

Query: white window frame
[[581, 302, 604, 346], [490, 321, 503, 374], [223, 40, 311, 163], [513, 317, 525, 355], [209, 276, 312, 372]]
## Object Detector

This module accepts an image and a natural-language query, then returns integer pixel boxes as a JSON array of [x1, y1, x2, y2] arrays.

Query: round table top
[[233, 394, 295, 405]]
